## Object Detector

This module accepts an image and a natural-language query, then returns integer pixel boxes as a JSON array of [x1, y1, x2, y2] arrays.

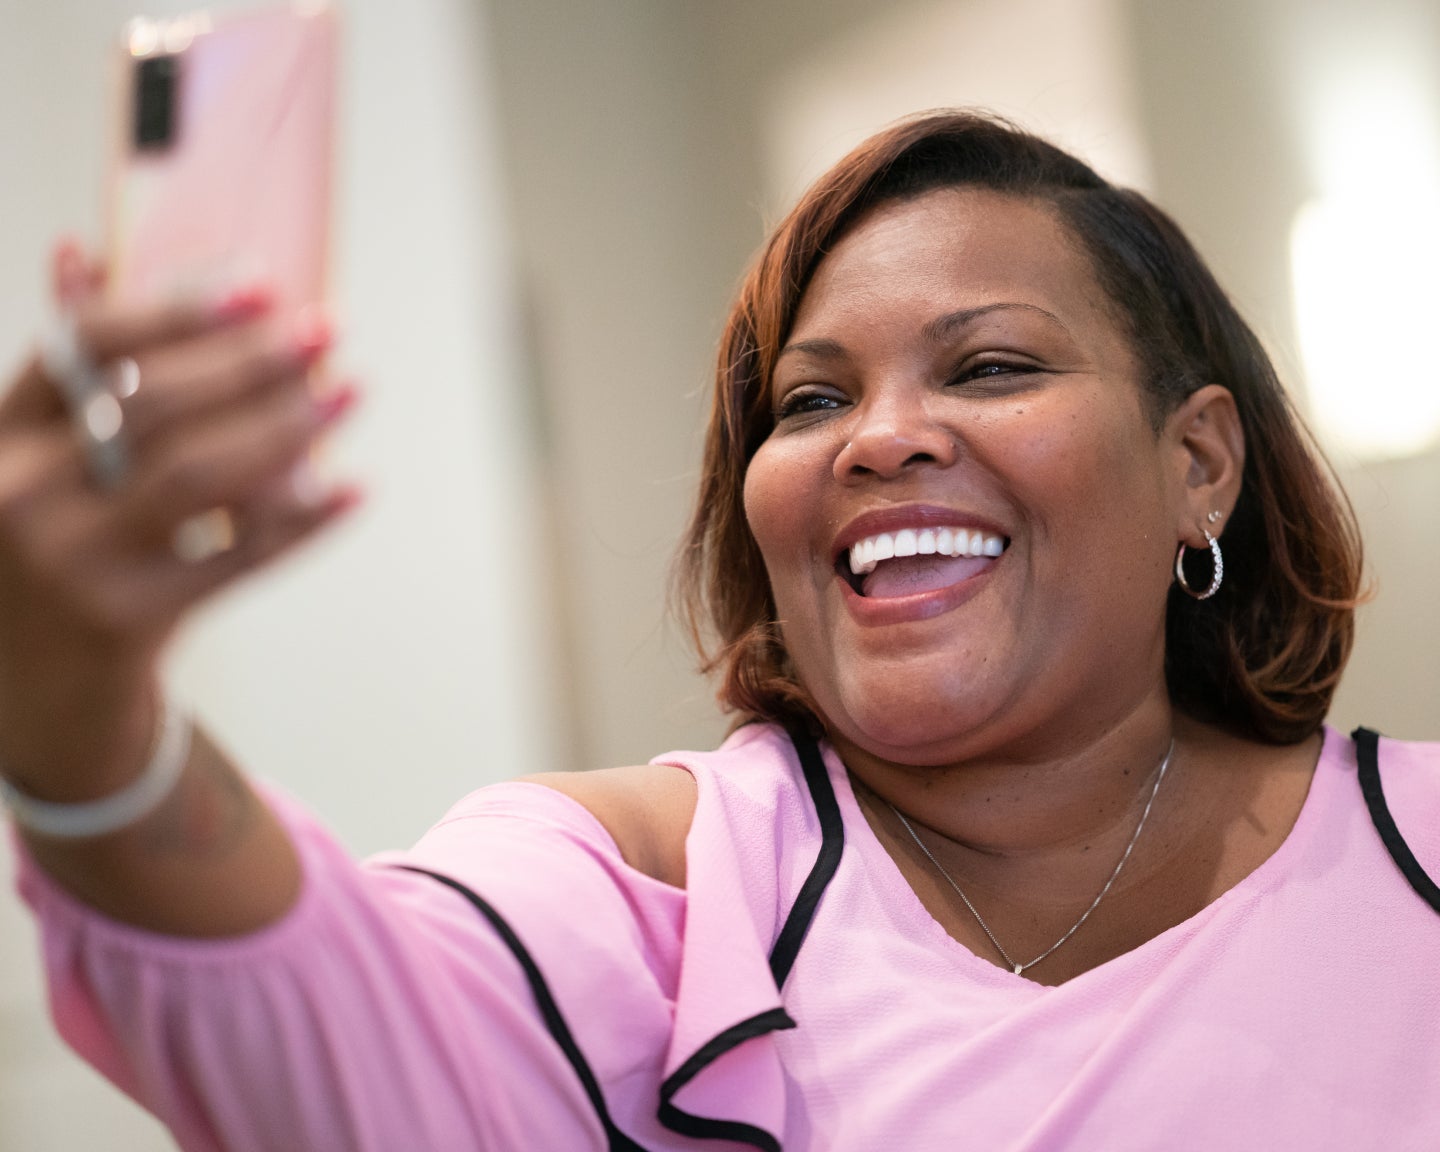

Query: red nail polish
[[313, 381, 359, 424], [293, 311, 335, 361], [211, 286, 274, 322]]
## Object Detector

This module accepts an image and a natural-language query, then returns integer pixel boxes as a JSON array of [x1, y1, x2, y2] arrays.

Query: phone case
[[105, 2, 338, 322]]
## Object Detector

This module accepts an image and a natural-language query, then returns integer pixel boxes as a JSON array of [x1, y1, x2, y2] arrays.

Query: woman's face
[[743, 187, 1187, 765]]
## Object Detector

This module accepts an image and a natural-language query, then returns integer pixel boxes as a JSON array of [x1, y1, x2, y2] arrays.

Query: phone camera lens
[[134, 55, 179, 151]]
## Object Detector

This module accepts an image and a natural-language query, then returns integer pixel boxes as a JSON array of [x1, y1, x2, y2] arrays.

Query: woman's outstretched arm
[[0, 243, 356, 935]]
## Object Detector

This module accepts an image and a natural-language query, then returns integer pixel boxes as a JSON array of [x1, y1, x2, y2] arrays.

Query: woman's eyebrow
[[921, 302, 1072, 343], [777, 302, 1073, 363], [776, 336, 847, 362]]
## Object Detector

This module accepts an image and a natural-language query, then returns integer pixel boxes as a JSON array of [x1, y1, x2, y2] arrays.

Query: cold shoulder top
[[14, 724, 1440, 1150]]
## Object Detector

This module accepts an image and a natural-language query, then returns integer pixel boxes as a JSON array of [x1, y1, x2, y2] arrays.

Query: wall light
[[1289, 52, 1440, 462], [1290, 192, 1440, 460]]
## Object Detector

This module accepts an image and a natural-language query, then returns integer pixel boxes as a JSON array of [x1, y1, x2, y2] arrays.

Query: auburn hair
[[675, 110, 1363, 745]]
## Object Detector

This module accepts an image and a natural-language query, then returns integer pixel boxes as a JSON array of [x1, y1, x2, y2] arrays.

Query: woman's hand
[[0, 242, 357, 795], [0, 242, 357, 934]]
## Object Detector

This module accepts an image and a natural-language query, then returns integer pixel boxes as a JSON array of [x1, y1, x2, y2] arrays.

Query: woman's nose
[[832, 392, 958, 481]]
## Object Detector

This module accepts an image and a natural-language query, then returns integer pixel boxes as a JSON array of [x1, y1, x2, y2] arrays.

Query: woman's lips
[[830, 506, 1010, 619]]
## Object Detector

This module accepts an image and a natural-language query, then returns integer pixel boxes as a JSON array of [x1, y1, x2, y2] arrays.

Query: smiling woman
[[5, 111, 1440, 1151]]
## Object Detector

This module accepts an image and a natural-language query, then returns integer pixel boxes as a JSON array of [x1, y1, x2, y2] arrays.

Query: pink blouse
[[14, 724, 1440, 1150]]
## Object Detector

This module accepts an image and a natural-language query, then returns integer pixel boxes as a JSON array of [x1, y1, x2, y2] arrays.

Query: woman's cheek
[[743, 441, 826, 623], [742, 443, 798, 566]]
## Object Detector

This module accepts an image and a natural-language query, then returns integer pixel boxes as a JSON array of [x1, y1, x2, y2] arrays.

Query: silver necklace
[[888, 741, 1174, 977]]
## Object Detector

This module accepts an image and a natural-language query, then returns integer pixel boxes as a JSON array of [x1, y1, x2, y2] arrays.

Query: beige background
[[1, 0, 1436, 1146]]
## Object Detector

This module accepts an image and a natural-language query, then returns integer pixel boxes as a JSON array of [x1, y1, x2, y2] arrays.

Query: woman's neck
[[837, 709, 1323, 982], [834, 700, 1178, 862]]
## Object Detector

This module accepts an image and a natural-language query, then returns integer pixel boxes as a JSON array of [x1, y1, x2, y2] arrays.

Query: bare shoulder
[[518, 764, 697, 889]]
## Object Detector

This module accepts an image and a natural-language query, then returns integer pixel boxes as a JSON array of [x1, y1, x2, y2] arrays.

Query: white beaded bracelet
[[0, 699, 191, 839]]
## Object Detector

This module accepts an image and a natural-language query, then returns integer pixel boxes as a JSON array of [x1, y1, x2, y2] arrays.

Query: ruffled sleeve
[[13, 782, 685, 1151], [13, 725, 826, 1152]]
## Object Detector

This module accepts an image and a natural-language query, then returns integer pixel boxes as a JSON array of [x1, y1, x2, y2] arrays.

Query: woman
[[4, 112, 1438, 1150]]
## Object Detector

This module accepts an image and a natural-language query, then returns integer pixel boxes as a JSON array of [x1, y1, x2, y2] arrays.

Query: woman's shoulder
[[518, 722, 805, 890], [519, 764, 697, 888]]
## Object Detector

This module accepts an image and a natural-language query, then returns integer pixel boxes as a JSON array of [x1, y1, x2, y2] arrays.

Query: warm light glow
[[1290, 54, 1440, 462], [161, 19, 196, 55], [1291, 195, 1440, 460], [126, 18, 159, 57]]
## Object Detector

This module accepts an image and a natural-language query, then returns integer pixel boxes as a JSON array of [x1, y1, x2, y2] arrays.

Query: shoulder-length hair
[[676, 110, 1363, 745]]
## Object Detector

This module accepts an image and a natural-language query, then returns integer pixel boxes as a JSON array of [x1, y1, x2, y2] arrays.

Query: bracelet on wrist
[[0, 698, 191, 839]]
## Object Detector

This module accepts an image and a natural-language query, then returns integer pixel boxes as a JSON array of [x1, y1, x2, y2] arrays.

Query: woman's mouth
[[839, 527, 1008, 599]]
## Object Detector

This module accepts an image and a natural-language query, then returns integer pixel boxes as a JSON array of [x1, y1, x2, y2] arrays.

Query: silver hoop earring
[[1174, 530, 1223, 600]]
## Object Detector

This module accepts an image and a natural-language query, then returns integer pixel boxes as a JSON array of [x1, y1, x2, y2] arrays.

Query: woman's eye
[[774, 389, 842, 419], [950, 360, 1039, 389]]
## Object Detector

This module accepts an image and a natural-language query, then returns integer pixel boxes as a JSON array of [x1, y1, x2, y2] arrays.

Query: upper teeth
[[848, 527, 1006, 575]]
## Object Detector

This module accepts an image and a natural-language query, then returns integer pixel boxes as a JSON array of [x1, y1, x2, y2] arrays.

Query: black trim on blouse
[[389, 727, 1440, 1150], [394, 725, 845, 1150], [392, 864, 650, 1152], [768, 724, 846, 990], [651, 724, 841, 1148], [1353, 726, 1440, 914], [655, 1008, 796, 1152]]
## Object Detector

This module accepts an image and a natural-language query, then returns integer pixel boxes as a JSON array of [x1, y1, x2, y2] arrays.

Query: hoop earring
[[1174, 530, 1223, 600]]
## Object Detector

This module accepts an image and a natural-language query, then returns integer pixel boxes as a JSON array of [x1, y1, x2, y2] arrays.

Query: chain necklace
[[888, 741, 1174, 977]]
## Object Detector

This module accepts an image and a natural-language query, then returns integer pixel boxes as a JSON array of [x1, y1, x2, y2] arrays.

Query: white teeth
[[847, 526, 1007, 576]]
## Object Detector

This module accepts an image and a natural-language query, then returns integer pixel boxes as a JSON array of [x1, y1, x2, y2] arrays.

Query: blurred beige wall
[[1129, 0, 1440, 738], [489, 0, 1439, 766]]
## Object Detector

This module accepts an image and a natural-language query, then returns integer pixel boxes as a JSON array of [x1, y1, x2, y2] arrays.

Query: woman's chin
[[819, 688, 1003, 767]]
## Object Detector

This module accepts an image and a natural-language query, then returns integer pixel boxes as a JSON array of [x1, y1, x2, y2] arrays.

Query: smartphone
[[104, 2, 338, 323]]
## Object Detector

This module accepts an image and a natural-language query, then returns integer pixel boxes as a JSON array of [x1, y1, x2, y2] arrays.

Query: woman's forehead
[[792, 187, 1107, 335]]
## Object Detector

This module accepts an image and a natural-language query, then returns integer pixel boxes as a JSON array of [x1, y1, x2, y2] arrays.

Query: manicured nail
[[52, 238, 91, 308], [328, 483, 366, 516], [288, 460, 330, 508], [293, 310, 335, 362], [211, 285, 274, 322], [313, 380, 360, 425]]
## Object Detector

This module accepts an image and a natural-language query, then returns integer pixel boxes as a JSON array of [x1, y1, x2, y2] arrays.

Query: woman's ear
[[1166, 384, 1245, 544]]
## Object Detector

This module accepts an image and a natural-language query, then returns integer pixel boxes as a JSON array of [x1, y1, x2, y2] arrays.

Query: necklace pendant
[[1013, 963, 1024, 975]]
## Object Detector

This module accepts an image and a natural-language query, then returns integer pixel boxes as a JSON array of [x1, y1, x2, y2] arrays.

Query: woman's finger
[[87, 467, 362, 635], [158, 472, 363, 604], [50, 238, 106, 311], [44, 238, 282, 391], [0, 352, 70, 427], [73, 286, 276, 366], [120, 313, 333, 451], [0, 382, 359, 639], [121, 379, 359, 538], [0, 427, 93, 581]]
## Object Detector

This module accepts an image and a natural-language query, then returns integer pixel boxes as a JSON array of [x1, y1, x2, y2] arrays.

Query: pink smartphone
[[104, 2, 338, 323]]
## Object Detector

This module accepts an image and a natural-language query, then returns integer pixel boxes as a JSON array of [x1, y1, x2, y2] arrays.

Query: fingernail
[[293, 311, 335, 362], [329, 483, 366, 516], [288, 460, 330, 508], [52, 238, 91, 308], [211, 285, 274, 322], [289, 464, 364, 516], [313, 380, 360, 425]]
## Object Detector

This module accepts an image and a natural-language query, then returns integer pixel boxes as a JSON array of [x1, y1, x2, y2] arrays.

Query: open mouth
[[837, 526, 1009, 599]]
